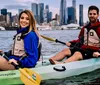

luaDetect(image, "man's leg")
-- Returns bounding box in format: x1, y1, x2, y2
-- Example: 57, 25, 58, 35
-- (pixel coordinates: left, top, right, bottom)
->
49, 48, 71, 64
63, 51, 83, 63
51, 51, 83, 64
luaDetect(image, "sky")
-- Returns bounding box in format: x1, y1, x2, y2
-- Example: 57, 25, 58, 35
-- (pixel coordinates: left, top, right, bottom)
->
0, 0, 100, 23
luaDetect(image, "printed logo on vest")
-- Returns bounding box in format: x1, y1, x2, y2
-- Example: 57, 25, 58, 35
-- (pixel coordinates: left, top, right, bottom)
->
17, 36, 21, 41
90, 32, 94, 36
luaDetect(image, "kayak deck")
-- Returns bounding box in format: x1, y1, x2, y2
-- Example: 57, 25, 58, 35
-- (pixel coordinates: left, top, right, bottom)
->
0, 57, 100, 85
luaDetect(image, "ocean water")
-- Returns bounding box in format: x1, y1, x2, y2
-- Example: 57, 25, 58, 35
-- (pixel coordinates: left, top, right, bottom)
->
0, 30, 100, 85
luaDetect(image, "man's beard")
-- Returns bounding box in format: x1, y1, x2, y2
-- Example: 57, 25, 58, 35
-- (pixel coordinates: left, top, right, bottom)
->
89, 18, 97, 23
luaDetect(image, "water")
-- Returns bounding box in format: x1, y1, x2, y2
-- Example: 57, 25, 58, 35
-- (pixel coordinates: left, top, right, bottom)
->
0, 30, 100, 85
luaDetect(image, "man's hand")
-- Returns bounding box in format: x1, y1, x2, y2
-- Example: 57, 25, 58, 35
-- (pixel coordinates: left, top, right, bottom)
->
93, 52, 100, 57
0, 50, 3, 52
66, 42, 71, 47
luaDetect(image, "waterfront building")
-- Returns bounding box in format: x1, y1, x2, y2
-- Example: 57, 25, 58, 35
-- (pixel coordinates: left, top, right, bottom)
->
60, 0, 67, 25
0, 15, 6, 26
79, 4, 84, 26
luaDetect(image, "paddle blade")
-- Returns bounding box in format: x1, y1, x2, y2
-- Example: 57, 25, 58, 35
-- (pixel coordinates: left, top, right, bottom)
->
41, 35, 56, 42
20, 68, 41, 85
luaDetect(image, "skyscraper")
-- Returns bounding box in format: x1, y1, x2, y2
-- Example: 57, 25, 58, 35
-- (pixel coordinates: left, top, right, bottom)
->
1, 8, 7, 22
60, 0, 67, 25
79, 4, 84, 26
45, 5, 50, 23
72, 0, 77, 23
49, 12, 52, 21
18, 9, 23, 14
72, 0, 76, 8
31, 3, 38, 23
67, 7, 76, 24
1, 8, 7, 15
39, 3, 44, 23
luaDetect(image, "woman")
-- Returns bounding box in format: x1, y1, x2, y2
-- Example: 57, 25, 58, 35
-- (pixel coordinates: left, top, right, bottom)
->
0, 10, 40, 70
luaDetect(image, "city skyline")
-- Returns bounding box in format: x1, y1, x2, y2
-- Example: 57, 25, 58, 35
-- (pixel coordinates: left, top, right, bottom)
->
0, 0, 100, 23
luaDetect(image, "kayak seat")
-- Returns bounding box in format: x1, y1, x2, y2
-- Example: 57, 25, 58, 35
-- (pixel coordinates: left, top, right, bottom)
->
38, 42, 42, 60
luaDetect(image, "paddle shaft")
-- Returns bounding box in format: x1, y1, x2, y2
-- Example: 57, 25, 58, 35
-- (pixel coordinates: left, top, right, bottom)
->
56, 39, 66, 45
41, 35, 66, 45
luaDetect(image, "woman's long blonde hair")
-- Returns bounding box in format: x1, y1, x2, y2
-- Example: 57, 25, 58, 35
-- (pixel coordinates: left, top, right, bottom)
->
19, 10, 40, 37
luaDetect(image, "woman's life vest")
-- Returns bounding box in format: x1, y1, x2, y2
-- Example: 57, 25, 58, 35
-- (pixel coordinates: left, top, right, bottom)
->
11, 33, 27, 57
11, 33, 42, 60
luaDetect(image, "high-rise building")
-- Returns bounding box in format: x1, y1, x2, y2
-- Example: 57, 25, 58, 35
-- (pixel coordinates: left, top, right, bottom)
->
49, 12, 52, 21
72, 0, 77, 23
72, 0, 76, 8
38, 3, 44, 23
79, 4, 84, 26
1, 8, 7, 22
43, 5, 51, 23
44, 9, 48, 23
45, 5, 50, 23
18, 9, 23, 14
7, 12, 12, 26
1, 8, 7, 15
60, 0, 67, 25
67, 7, 76, 24
31, 3, 38, 23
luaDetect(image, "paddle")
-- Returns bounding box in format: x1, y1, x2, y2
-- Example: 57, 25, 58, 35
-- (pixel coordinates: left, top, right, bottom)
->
0, 52, 41, 85
41, 35, 66, 45
41, 35, 93, 55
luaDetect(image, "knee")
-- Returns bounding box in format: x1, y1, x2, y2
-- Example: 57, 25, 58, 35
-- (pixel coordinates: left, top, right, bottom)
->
62, 48, 69, 52
61, 48, 71, 55
74, 52, 83, 59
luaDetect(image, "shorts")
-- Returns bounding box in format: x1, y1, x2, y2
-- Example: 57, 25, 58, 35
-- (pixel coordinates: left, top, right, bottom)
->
70, 47, 95, 59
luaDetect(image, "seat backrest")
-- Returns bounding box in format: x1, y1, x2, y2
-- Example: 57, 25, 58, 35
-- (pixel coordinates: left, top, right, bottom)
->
38, 42, 42, 60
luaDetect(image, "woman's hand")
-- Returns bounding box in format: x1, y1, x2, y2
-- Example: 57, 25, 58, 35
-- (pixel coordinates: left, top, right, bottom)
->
8, 59, 19, 65
66, 42, 71, 47
93, 52, 100, 57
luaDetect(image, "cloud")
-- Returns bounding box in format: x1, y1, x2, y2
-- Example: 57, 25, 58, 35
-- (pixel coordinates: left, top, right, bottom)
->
16, 0, 40, 3
5, 5, 29, 10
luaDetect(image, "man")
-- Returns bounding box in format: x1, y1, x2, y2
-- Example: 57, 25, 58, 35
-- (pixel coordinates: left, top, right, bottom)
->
49, 5, 100, 64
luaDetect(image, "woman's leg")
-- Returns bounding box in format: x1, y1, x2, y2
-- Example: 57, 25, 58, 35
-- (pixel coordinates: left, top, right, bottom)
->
0, 57, 15, 70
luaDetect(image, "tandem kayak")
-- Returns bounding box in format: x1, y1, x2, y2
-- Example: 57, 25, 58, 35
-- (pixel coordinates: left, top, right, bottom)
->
0, 55, 100, 85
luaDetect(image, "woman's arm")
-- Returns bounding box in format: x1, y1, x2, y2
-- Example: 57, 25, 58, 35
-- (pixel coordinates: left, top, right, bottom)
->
19, 32, 39, 68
